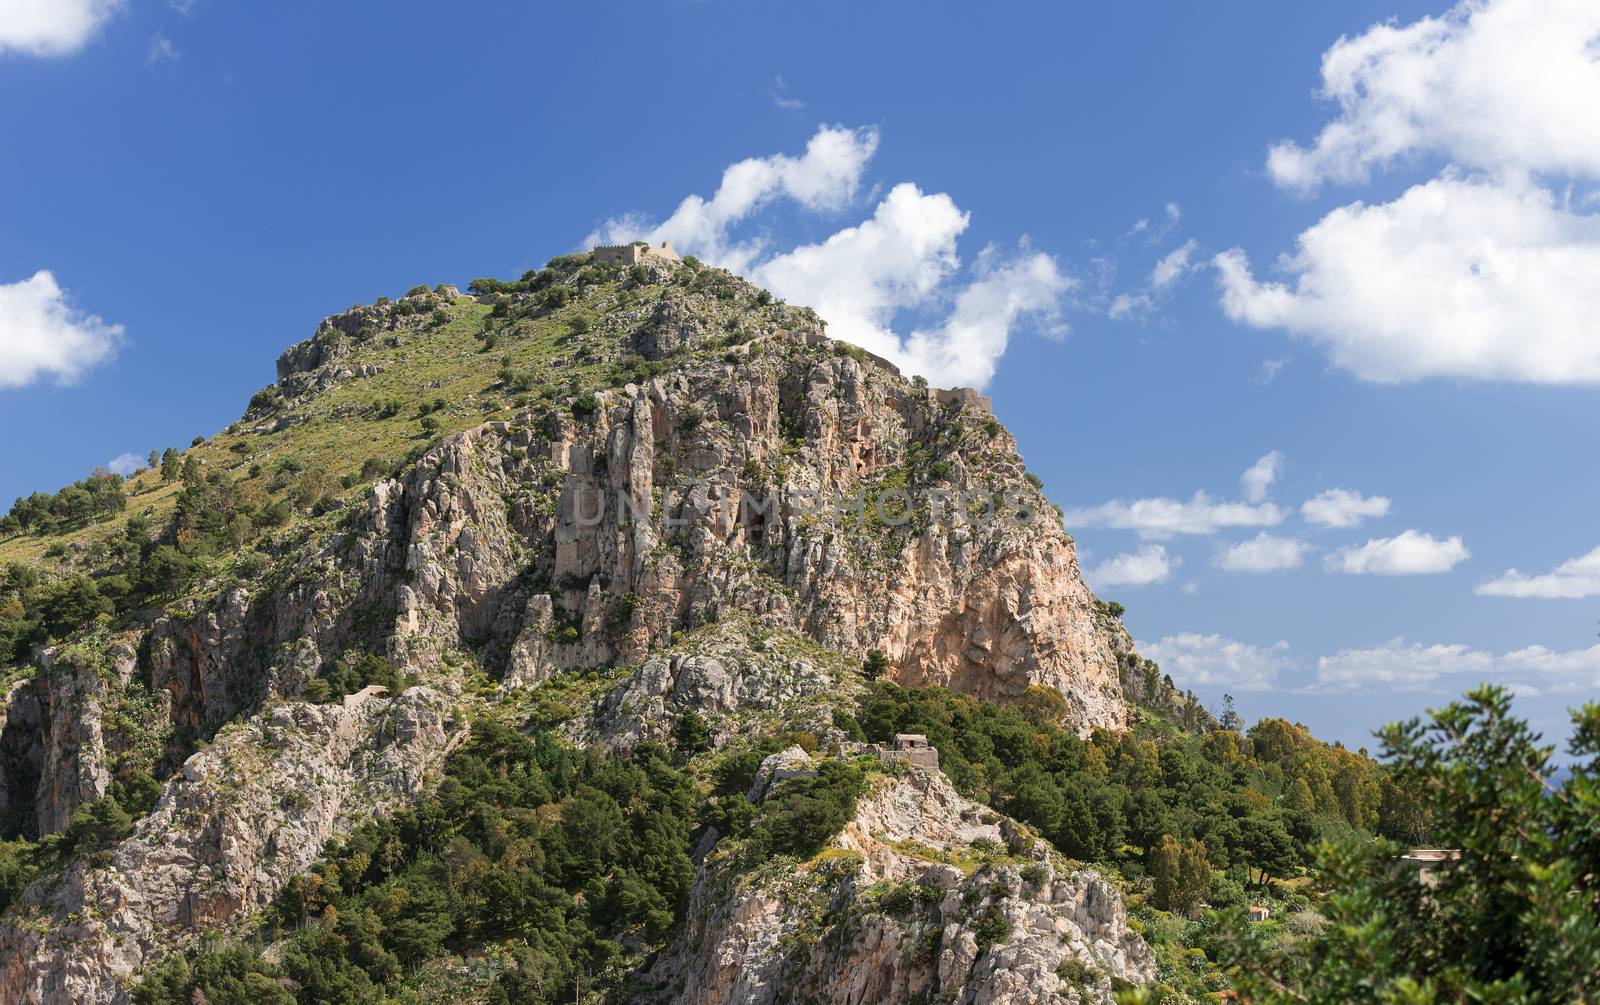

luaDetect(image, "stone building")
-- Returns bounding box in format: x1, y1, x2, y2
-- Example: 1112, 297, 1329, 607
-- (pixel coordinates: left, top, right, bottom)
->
885, 733, 940, 771
592, 240, 682, 268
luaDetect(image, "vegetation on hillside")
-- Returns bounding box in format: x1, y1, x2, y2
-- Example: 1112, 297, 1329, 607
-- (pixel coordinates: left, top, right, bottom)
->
1202, 685, 1600, 1005
132, 713, 871, 1005
5, 249, 1589, 1004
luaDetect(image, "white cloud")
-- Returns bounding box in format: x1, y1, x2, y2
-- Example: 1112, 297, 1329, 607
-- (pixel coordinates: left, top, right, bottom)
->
0, 270, 123, 388
1065, 491, 1283, 539
1150, 239, 1199, 289
1129, 201, 1182, 239
1140, 633, 1292, 692
106, 452, 142, 476
1477, 545, 1600, 598
1217, 533, 1310, 573
1253, 357, 1289, 385
1267, 0, 1600, 192
1315, 637, 1600, 694
1325, 529, 1469, 575
594, 127, 1071, 389
145, 31, 178, 64
1301, 488, 1392, 528
1215, 174, 1600, 385
0, 0, 122, 56
877, 240, 1070, 389
1106, 229, 1197, 323
589, 124, 879, 274
1240, 450, 1283, 503
1107, 292, 1152, 320
1087, 545, 1177, 588
768, 75, 806, 111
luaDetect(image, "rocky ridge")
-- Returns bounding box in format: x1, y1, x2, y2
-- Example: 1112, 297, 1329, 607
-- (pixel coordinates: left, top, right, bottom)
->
0, 253, 1148, 1004
651, 763, 1155, 1005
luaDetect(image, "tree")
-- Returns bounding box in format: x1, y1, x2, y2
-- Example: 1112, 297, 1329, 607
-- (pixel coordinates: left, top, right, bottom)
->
1237, 811, 1297, 886
1149, 834, 1181, 910
1216, 685, 1600, 1004
1177, 836, 1211, 912
1149, 834, 1211, 914
671, 710, 711, 759
1218, 693, 1243, 732
38, 575, 112, 637
862, 649, 889, 681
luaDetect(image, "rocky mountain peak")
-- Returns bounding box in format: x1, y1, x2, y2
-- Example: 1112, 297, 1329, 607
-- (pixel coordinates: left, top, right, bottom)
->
0, 249, 1146, 1005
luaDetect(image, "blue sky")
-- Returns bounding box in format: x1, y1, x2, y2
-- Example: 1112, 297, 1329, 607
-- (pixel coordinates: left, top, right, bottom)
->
3, 0, 1598, 751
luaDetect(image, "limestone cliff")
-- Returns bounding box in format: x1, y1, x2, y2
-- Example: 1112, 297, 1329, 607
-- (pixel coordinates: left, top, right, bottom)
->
0, 252, 1145, 1004
649, 765, 1155, 1005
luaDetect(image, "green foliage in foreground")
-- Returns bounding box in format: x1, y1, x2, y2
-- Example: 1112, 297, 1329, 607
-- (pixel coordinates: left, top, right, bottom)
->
1203, 685, 1600, 1005
135, 720, 698, 1005
132, 715, 871, 1005
858, 683, 1394, 883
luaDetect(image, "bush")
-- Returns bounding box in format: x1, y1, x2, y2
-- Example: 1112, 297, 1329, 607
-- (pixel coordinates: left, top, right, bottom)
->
747, 760, 866, 859
863, 649, 889, 681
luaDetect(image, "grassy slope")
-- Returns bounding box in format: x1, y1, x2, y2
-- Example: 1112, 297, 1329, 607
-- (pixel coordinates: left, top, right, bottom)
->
0, 273, 671, 576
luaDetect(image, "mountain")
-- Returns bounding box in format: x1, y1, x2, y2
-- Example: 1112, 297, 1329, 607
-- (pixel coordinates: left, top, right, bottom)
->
0, 250, 1222, 1004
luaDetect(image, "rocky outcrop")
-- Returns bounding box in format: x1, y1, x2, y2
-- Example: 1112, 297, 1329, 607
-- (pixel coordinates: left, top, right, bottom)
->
0, 258, 1145, 1003
583, 621, 855, 752
0, 643, 144, 838
0, 686, 460, 1005
274, 286, 456, 396
366, 327, 1128, 733
650, 768, 1155, 1005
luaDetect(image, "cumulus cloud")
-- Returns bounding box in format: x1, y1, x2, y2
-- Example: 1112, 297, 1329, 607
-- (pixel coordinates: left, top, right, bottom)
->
1301, 488, 1392, 528
1266, 0, 1600, 192
1066, 492, 1283, 539
1477, 546, 1600, 598
1140, 633, 1292, 691
106, 452, 142, 476
1087, 545, 1177, 588
1240, 451, 1283, 503
1215, 174, 1600, 385
589, 124, 879, 275
1067, 455, 1290, 538
1106, 292, 1152, 321
0, 0, 122, 56
1324, 529, 1469, 575
1150, 239, 1199, 289
0, 270, 123, 388
755, 191, 1071, 387
1315, 637, 1600, 694
596, 126, 1072, 389
1223, 2, 1600, 386
1216, 533, 1310, 573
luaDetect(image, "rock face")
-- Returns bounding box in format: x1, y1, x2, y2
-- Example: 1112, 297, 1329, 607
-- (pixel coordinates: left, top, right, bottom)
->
649, 768, 1155, 1005
583, 620, 856, 752
0, 643, 143, 838
369, 327, 1129, 734
0, 686, 459, 1005
0, 258, 1145, 1004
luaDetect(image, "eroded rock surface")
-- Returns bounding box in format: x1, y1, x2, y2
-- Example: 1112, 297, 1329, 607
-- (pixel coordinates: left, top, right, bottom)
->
0, 686, 458, 1005
651, 768, 1155, 1005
